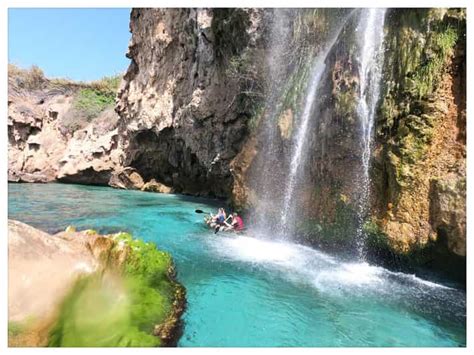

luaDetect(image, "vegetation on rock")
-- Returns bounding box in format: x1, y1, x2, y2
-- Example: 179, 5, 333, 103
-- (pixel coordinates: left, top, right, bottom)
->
47, 232, 183, 347
8, 64, 121, 133
370, 8, 466, 275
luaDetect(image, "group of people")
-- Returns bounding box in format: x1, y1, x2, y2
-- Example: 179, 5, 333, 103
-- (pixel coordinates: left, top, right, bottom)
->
205, 208, 245, 233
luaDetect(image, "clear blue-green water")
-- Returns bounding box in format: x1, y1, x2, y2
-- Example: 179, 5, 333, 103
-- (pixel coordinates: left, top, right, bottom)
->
8, 183, 466, 347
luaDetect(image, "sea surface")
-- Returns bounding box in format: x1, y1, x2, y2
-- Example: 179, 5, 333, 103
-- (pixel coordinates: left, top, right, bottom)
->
8, 183, 466, 347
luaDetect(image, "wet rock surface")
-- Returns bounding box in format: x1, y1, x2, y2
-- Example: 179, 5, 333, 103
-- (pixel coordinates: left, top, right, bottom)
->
141, 178, 173, 194
429, 174, 466, 257
372, 9, 466, 261
109, 166, 145, 190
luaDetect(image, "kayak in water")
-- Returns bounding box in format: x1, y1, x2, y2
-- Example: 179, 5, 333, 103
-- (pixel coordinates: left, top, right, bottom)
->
197, 209, 245, 234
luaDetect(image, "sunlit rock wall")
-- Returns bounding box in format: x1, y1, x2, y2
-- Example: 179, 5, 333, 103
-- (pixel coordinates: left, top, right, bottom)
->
371, 9, 466, 271
116, 8, 265, 197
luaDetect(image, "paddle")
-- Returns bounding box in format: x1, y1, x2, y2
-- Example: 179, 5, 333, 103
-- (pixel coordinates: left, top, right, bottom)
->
196, 209, 216, 232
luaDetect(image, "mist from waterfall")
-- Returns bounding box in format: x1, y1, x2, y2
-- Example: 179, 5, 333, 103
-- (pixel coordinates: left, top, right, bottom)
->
279, 11, 357, 235
249, 9, 358, 239
279, 19, 350, 232
252, 9, 296, 234
354, 9, 387, 258
249, 9, 385, 254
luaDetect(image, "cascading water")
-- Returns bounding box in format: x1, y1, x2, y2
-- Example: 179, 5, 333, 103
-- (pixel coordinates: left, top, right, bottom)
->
279, 11, 356, 235
279, 58, 325, 231
353, 9, 387, 258
249, 9, 361, 239
251, 9, 295, 234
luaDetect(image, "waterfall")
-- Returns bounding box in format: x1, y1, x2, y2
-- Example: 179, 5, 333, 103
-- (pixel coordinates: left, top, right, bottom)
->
279, 11, 356, 235
250, 9, 386, 251
279, 55, 327, 231
354, 8, 386, 258
251, 9, 295, 234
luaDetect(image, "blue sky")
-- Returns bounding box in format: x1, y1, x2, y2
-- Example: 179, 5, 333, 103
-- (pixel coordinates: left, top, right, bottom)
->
9, 8, 132, 81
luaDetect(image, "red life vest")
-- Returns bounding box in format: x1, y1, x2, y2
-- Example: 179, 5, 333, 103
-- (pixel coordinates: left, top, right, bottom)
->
234, 216, 244, 231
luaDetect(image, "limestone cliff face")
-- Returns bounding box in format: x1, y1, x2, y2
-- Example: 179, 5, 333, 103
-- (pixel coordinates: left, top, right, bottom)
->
8, 72, 123, 185
223, 8, 466, 280
116, 8, 264, 197
240, 9, 465, 267
371, 9, 466, 265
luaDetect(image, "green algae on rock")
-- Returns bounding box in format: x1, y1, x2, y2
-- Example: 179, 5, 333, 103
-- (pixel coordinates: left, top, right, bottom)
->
47, 231, 185, 347
8, 219, 185, 347
370, 8, 466, 279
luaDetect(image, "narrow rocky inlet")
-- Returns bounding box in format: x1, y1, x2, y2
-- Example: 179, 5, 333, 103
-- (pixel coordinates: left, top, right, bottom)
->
7, 7, 467, 348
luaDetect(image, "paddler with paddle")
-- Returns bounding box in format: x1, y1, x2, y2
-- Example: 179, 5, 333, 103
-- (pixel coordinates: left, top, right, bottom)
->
196, 208, 242, 234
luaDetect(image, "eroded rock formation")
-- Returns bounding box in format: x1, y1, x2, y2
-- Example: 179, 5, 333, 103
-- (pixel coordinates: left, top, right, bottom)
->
370, 9, 466, 274
8, 78, 122, 185
7, 8, 466, 280
116, 8, 265, 197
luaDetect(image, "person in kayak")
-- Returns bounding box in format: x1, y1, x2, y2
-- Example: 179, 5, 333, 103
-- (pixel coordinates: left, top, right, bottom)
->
224, 212, 245, 232
206, 208, 228, 229
216, 208, 227, 225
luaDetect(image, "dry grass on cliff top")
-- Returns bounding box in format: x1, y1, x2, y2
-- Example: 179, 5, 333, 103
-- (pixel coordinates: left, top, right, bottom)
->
8, 63, 122, 96
9, 64, 122, 132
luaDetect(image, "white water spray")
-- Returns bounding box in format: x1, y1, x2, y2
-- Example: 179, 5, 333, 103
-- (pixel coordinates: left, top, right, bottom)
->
354, 9, 386, 257
280, 12, 356, 231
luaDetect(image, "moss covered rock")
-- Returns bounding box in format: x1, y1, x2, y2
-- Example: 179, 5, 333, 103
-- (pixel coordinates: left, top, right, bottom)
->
371, 8, 466, 275
8, 221, 185, 347
47, 231, 185, 347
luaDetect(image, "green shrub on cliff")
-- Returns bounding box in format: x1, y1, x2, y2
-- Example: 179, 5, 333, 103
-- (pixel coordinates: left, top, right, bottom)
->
48, 232, 175, 347
411, 25, 458, 98
88, 74, 122, 96
280, 59, 311, 116
8, 64, 121, 133
73, 88, 116, 120
376, 8, 465, 194
61, 76, 120, 132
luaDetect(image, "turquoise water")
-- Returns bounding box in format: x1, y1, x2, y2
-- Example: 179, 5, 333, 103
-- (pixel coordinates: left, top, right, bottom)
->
8, 183, 466, 347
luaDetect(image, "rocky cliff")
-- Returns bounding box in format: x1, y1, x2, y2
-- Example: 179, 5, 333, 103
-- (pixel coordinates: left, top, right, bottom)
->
8, 66, 123, 185
370, 9, 466, 278
221, 8, 465, 279
116, 8, 265, 197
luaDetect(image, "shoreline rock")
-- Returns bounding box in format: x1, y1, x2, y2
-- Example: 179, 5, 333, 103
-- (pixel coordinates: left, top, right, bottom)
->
153, 264, 186, 346
141, 178, 173, 194
8, 220, 186, 347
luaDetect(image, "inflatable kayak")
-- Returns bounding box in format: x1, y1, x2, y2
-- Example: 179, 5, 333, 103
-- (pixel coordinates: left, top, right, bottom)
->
204, 217, 245, 234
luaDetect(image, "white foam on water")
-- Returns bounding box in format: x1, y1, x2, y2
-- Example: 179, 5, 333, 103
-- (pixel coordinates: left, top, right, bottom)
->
207, 234, 454, 296
215, 235, 301, 264
388, 270, 454, 290
316, 262, 384, 286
